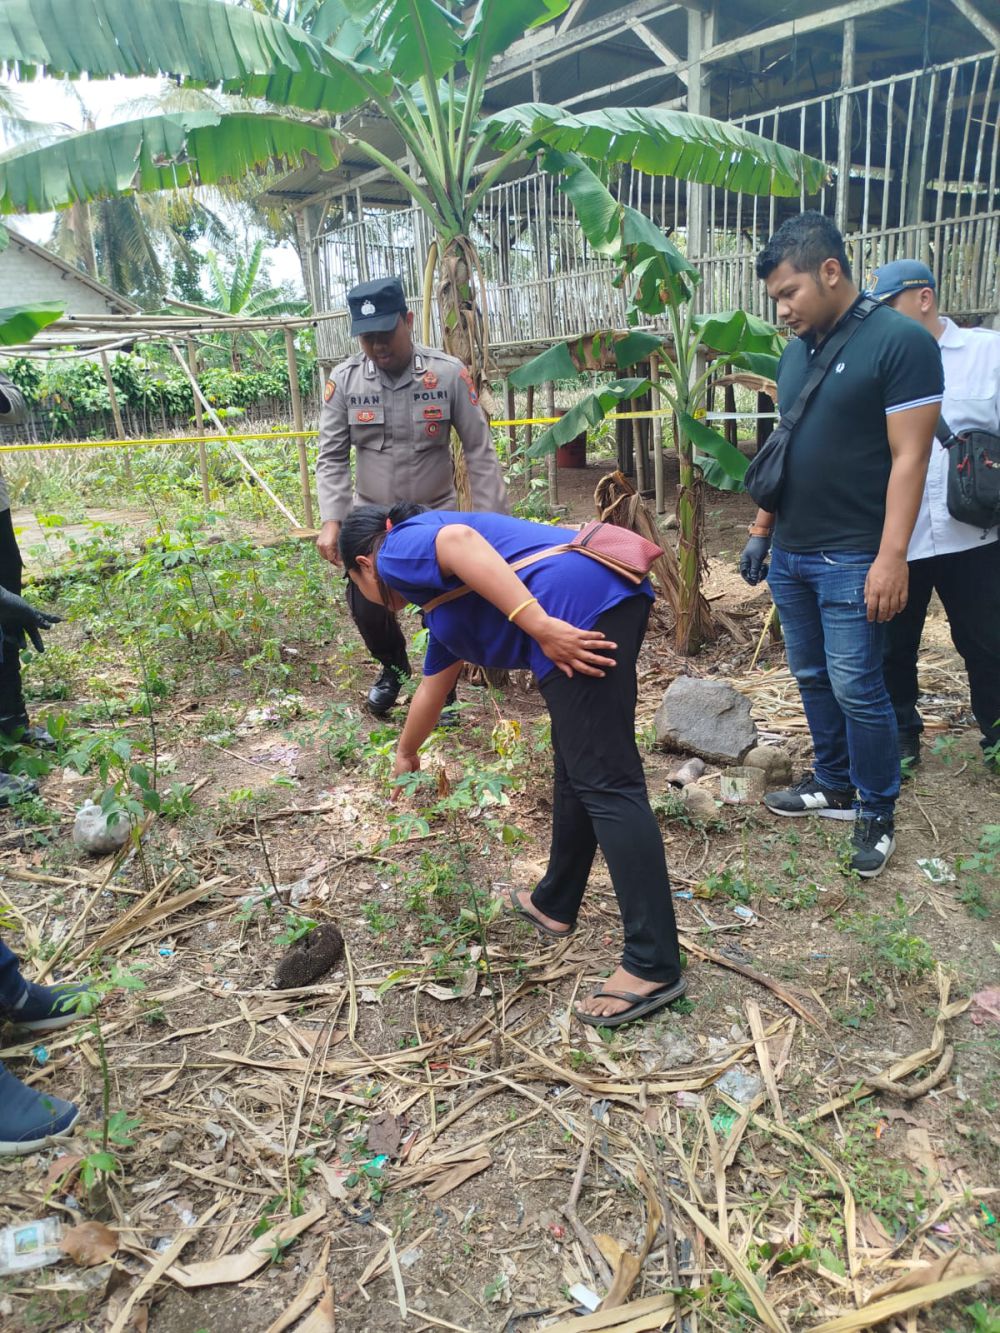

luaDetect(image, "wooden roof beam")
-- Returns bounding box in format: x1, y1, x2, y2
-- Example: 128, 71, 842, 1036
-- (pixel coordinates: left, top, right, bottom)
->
634, 20, 688, 84
947, 0, 1000, 48
702, 0, 903, 67
492, 1, 681, 83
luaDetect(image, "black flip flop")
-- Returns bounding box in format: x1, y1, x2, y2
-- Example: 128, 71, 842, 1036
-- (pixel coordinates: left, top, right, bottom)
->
507, 884, 575, 939
574, 978, 687, 1028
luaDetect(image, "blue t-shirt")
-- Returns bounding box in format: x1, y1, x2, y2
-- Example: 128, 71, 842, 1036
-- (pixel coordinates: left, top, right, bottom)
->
376, 511, 653, 681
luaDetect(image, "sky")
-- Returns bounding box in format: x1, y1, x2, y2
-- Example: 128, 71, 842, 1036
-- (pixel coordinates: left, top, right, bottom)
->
1, 75, 306, 293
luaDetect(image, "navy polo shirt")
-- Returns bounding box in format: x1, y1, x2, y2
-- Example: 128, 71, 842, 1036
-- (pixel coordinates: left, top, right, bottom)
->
773, 299, 944, 552
376, 511, 653, 682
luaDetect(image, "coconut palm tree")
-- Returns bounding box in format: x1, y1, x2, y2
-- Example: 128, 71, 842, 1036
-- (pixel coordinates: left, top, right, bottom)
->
0, 0, 825, 377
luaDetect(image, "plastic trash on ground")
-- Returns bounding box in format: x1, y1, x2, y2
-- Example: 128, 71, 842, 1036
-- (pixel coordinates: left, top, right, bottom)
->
0, 1218, 63, 1275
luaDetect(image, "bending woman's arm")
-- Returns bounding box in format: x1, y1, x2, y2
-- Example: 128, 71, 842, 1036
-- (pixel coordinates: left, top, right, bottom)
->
393, 660, 464, 786
434, 524, 618, 679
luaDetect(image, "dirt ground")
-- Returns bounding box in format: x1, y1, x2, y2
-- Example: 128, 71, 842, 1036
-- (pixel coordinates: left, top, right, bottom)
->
1, 458, 998, 1333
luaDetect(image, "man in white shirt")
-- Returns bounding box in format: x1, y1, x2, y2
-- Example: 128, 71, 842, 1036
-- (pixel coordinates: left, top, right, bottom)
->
870, 260, 1000, 773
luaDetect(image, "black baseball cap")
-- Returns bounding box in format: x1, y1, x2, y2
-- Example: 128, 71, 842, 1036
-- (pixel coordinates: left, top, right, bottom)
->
348, 276, 408, 335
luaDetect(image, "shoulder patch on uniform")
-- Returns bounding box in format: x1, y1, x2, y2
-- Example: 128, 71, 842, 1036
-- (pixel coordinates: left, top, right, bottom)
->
422, 370, 438, 390
324, 379, 335, 402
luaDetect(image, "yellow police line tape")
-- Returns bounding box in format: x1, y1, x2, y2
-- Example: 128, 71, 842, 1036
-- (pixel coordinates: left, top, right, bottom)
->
0, 410, 681, 454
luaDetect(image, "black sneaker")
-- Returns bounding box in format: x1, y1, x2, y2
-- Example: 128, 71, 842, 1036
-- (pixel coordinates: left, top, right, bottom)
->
898, 733, 920, 781
438, 687, 460, 730
848, 815, 896, 878
0, 772, 39, 809
367, 666, 409, 716
764, 772, 856, 820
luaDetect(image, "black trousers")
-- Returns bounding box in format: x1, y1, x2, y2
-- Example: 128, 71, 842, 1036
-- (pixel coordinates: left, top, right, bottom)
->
883, 540, 1000, 753
345, 576, 410, 676
534, 596, 681, 983
0, 507, 28, 730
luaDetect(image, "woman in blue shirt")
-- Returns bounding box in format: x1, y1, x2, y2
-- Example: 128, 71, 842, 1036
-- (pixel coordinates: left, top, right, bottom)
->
339, 503, 684, 1028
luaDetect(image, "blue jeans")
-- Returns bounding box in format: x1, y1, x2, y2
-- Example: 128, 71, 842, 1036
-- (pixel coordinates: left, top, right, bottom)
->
767, 545, 900, 818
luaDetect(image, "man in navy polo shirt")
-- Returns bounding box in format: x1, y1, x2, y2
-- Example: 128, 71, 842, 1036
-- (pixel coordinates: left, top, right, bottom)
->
739, 213, 943, 877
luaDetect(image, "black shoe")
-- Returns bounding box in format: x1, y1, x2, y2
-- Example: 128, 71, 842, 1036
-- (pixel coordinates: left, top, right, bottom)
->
438, 688, 460, 729
367, 666, 409, 717
898, 733, 920, 781
0, 715, 56, 751
848, 815, 896, 878
764, 772, 856, 820
0, 772, 39, 809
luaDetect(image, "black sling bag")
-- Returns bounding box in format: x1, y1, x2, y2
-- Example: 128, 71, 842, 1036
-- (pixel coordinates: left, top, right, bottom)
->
935, 415, 1000, 532
744, 295, 881, 512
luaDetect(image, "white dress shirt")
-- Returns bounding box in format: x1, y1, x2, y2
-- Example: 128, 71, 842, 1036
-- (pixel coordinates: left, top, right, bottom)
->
907, 316, 1000, 561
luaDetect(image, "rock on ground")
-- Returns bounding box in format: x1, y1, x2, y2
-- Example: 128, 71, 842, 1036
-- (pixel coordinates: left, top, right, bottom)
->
655, 676, 758, 765
743, 745, 793, 785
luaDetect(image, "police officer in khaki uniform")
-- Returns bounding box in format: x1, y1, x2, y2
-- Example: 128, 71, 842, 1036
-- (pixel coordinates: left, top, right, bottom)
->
316, 277, 508, 714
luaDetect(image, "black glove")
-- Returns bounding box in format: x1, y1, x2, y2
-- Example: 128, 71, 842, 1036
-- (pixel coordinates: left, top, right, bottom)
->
0, 585, 62, 652
739, 534, 772, 586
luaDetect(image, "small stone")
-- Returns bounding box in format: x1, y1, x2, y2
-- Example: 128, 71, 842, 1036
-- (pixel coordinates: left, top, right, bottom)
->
160, 1130, 183, 1153
681, 784, 717, 820
743, 746, 793, 785
655, 677, 757, 764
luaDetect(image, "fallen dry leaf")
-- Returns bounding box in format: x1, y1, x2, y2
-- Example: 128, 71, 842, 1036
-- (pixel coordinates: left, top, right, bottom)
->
367, 1111, 404, 1158
60, 1220, 119, 1267
166, 1205, 324, 1288
970, 987, 1000, 1026
45, 1153, 83, 1190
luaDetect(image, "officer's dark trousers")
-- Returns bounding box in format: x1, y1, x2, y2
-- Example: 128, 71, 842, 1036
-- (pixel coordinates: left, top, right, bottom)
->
532, 596, 681, 984
0, 507, 28, 733
345, 577, 410, 676
883, 540, 1000, 754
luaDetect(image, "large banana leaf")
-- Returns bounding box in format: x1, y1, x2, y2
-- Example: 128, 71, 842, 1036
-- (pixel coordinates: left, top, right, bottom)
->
510, 330, 664, 389
693, 311, 783, 357
0, 113, 341, 213
484, 104, 828, 197
464, 0, 570, 69
731, 350, 783, 381
0, 302, 63, 345
368, 0, 463, 84
0, 0, 388, 113
676, 410, 748, 492
528, 378, 650, 457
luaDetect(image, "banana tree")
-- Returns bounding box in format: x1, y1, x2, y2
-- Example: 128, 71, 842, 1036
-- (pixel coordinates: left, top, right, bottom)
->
0, 0, 824, 387
512, 157, 784, 655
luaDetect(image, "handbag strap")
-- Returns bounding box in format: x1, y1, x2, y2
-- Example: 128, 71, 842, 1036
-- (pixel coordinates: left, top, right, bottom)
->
777, 294, 881, 433
935, 415, 961, 448
421, 543, 572, 613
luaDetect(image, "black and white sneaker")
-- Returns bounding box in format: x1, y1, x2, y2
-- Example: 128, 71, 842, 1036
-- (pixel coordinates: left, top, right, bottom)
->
848, 815, 895, 878
764, 772, 856, 820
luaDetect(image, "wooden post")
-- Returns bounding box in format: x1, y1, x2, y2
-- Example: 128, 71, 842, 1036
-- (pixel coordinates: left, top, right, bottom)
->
835, 19, 856, 234
284, 326, 314, 529
505, 378, 517, 495
100, 351, 132, 488
544, 380, 558, 507
186, 339, 210, 504
524, 384, 535, 489
650, 357, 665, 515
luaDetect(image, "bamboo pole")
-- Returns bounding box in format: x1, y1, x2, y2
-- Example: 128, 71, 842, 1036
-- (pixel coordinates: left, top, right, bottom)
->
99, 351, 132, 488
544, 381, 558, 507
186, 339, 210, 504
524, 384, 535, 490
284, 327, 313, 528
650, 357, 665, 515
168, 343, 301, 529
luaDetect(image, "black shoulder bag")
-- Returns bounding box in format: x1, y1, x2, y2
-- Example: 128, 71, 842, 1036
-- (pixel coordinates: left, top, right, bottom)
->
935, 415, 1000, 532
744, 295, 881, 512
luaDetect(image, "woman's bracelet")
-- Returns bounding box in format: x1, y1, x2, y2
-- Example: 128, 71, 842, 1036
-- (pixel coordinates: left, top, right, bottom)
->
508, 597, 539, 623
